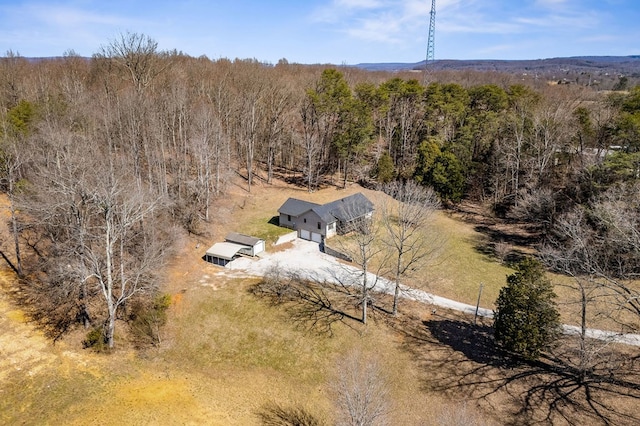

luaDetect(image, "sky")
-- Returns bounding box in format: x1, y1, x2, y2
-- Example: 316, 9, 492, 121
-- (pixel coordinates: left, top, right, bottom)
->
0, 0, 638, 64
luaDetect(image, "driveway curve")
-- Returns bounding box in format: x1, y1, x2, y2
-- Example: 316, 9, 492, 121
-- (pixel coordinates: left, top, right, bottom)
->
228, 239, 640, 347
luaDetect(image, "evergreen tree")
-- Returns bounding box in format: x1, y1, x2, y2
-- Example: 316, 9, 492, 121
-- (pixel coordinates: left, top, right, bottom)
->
493, 258, 561, 360
373, 151, 395, 183
429, 152, 465, 202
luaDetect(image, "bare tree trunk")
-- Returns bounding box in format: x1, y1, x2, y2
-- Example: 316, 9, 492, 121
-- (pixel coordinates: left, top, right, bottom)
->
393, 264, 401, 316
381, 181, 441, 316
9, 193, 22, 277
102, 206, 116, 348
361, 259, 368, 325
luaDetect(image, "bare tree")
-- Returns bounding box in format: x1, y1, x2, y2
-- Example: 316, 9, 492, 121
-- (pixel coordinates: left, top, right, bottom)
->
259, 72, 293, 184
233, 61, 266, 193
87, 177, 166, 348
300, 96, 323, 192
0, 103, 32, 276
96, 32, 169, 93
24, 121, 170, 348
258, 401, 326, 426
543, 186, 640, 377
380, 181, 441, 315
494, 85, 540, 207
546, 188, 640, 327
0, 50, 27, 107
525, 94, 572, 188
332, 349, 390, 426
436, 402, 491, 426
335, 209, 384, 325
379, 78, 425, 176
252, 264, 363, 335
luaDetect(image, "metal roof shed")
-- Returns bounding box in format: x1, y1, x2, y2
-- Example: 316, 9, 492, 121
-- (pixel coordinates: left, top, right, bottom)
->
204, 242, 247, 266
225, 232, 265, 257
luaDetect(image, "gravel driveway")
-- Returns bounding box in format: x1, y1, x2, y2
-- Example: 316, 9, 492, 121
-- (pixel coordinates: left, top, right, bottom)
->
228, 239, 640, 347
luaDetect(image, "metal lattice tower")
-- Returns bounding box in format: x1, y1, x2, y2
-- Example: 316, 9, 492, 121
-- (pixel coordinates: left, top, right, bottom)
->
425, 0, 436, 68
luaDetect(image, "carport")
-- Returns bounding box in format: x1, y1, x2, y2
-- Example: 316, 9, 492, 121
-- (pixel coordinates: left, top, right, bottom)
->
204, 242, 247, 266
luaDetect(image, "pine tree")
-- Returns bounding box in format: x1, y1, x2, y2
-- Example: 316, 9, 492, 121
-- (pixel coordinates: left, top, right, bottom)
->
493, 258, 561, 360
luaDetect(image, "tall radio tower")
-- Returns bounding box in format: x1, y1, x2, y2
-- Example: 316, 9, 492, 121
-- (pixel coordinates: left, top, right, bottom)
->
425, 0, 436, 77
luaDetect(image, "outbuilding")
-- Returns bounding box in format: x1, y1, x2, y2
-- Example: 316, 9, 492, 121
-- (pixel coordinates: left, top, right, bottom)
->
204, 242, 247, 266
224, 232, 265, 257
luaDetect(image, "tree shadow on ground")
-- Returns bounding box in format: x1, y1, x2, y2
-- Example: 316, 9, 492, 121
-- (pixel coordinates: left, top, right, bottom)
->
450, 202, 541, 264
469, 235, 530, 267
256, 401, 326, 426
249, 268, 366, 336
394, 314, 640, 426
473, 224, 540, 248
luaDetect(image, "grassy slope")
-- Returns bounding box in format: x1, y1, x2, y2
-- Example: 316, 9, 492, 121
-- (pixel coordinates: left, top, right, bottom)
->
9, 178, 631, 425
415, 211, 513, 309
1, 281, 444, 425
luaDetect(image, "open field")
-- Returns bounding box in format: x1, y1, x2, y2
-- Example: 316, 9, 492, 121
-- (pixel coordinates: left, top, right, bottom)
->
204, 178, 516, 313
0, 179, 638, 425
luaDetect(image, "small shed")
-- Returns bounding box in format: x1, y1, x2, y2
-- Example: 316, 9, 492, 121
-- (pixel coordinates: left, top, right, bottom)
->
204, 242, 247, 266
225, 232, 265, 257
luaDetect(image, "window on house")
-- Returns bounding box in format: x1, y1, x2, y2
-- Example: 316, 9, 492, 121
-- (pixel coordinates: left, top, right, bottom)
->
304, 218, 307, 223
317, 222, 321, 230
288, 215, 291, 222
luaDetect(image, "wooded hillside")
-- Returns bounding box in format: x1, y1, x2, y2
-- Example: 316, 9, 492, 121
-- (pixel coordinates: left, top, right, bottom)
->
1, 33, 639, 348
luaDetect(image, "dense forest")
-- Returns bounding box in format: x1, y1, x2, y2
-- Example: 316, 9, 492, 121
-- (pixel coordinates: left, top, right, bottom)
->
1, 33, 639, 348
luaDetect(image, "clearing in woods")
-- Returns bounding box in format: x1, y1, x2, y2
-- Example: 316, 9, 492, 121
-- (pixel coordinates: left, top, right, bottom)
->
1, 178, 638, 425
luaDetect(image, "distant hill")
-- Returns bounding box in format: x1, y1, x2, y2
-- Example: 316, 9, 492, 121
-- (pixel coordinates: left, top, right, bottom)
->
355, 56, 640, 76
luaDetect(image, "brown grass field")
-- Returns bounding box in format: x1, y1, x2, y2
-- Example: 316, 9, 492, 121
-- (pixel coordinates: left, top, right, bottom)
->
0, 176, 638, 425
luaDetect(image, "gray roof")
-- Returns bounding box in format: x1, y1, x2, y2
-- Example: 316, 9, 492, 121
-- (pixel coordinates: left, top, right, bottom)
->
316, 192, 374, 223
225, 232, 263, 247
278, 193, 374, 224
205, 242, 247, 260
278, 198, 320, 216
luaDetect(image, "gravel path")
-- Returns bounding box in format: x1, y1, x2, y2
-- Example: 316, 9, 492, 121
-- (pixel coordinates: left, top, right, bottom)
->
228, 239, 640, 347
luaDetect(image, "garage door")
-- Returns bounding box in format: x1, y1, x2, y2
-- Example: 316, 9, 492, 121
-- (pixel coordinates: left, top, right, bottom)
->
311, 232, 323, 243
300, 229, 311, 240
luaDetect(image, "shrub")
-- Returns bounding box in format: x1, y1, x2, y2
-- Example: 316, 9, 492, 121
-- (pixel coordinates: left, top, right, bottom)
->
128, 293, 172, 348
83, 326, 107, 352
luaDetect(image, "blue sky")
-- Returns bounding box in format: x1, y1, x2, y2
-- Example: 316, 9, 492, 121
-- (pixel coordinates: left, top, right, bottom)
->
0, 0, 638, 64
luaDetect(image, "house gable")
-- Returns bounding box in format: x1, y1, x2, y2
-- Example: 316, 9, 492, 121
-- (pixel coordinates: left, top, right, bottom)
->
297, 209, 334, 236
278, 198, 319, 217
278, 198, 320, 230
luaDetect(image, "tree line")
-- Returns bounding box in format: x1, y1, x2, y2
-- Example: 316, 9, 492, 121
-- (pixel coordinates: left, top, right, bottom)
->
1, 33, 639, 348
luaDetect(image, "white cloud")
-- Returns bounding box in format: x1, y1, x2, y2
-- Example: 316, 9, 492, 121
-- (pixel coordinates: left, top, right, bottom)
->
535, 0, 570, 8
16, 2, 142, 28
442, 20, 523, 35
515, 12, 598, 30
0, 2, 150, 56
312, 0, 431, 44
335, 0, 385, 9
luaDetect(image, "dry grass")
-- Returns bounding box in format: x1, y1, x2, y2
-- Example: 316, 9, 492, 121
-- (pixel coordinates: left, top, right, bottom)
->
0, 179, 638, 425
